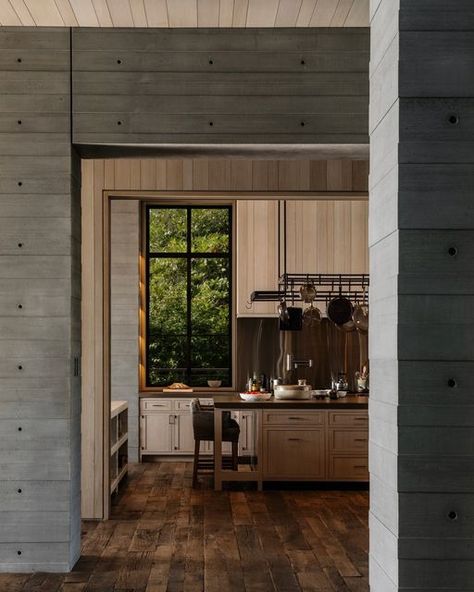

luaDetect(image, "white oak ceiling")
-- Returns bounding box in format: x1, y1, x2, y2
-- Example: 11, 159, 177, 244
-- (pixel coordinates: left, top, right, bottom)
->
0, 0, 369, 27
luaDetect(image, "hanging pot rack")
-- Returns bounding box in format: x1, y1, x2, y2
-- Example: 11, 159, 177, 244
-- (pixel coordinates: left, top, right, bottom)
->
250, 200, 369, 304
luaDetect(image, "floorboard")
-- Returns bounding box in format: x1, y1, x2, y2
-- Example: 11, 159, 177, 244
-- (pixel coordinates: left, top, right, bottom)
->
0, 462, 369, 592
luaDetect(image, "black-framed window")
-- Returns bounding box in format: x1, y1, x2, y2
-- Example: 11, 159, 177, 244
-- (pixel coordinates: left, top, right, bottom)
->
145, 205, 232, 388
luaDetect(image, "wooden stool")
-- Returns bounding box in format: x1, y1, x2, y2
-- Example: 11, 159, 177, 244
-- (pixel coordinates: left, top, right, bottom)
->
191, 399, 240, 488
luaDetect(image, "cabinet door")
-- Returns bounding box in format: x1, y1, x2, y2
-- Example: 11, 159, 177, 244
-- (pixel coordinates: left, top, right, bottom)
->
263, 428, 325, 479
174, 413, 195, 454
236, 201, 279, 316
141, 414, 172, 453
239, 411, 255, 456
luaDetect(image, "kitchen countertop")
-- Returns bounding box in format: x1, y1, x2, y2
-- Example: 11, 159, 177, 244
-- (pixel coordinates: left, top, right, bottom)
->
139, 391, 239, 398
213, 394, 368, 409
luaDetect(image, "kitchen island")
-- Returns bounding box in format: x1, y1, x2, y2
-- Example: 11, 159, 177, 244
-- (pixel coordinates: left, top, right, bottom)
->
213, 394, 368, 491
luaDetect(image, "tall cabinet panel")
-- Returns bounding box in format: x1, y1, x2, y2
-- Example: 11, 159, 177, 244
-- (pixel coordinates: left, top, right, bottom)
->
236, 201, 279, 317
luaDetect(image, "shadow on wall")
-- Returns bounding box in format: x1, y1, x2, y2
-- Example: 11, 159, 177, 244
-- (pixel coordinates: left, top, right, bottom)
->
236, 317, 368, 392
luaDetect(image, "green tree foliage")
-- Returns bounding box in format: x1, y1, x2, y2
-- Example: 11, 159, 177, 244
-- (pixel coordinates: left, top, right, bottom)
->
147, 207, 231, 387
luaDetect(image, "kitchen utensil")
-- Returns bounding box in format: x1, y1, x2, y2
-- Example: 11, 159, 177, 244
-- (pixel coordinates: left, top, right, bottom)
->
303, 301, 322, 326
300, 282, 316, 303
279, 306, 303, 331
327, 289, 353, 326
311, 389, 331, 399
239, 391, 272, 402
273, 384, 312, 400
278, 298, 290, 323
352, 288, 369, 331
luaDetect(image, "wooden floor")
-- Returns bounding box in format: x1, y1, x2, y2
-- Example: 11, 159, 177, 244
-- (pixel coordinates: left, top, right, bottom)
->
1, 462, 369, 592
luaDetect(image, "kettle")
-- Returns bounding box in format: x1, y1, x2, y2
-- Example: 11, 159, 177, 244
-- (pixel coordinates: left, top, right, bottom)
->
332, 373, 348, 392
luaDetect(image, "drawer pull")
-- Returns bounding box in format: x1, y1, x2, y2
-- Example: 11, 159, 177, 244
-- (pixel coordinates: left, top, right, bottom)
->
354, 438, 367, 442
287, 438, 301, 441
152, 404, 166, 407
354, 465, 367, 469
288, 417, 304, 420
354, 417, 367, 421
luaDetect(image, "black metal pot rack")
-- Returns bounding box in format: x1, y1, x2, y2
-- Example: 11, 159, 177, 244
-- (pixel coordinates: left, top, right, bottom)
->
251, 273, 369, 303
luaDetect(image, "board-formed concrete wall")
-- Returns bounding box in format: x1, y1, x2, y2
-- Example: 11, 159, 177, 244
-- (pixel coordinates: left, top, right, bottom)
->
0, 27, 81, 572
369, 1, 474, 589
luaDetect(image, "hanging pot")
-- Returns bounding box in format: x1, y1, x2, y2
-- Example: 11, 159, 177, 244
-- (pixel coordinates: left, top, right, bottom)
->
327, 290, 353, 326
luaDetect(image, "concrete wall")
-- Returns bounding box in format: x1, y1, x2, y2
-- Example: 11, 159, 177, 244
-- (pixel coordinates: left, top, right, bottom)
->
369, 1, 474, 589
0, 28, 81, 572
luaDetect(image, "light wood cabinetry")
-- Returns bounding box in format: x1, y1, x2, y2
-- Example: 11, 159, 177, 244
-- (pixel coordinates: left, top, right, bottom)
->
110, 401, 128, 494
264, 428, 326, 479
327, 411, 369, 481
236, 200, 279, 317
236, 199, 369, 317
140, 398, 239, 457
262, 407, 368, 482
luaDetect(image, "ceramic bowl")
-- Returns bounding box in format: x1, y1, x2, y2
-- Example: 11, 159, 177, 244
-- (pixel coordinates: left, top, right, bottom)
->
207, 380, 222, 388
239, 392, 272, 402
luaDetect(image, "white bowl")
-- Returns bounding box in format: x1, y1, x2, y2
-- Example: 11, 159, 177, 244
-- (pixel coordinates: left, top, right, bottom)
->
207, 380, 222, 388
336, 390, 348, 398
239, 392, 272, 402
312, 389, 331, 397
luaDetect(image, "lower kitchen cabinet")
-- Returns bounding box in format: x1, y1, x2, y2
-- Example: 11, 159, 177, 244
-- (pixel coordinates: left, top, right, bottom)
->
140, 398, 238, 458
261, 407, 368, 482
263, 428, 325, 479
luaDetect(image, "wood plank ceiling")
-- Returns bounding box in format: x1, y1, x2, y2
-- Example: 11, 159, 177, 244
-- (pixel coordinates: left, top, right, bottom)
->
0, 0, 369, 27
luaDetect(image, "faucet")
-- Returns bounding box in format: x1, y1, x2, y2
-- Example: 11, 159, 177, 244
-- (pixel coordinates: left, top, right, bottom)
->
286, 353, 313, 372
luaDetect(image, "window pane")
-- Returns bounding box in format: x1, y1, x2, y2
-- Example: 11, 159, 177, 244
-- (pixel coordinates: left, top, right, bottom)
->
191, 208, 230, 253
149, 208, 187, 253
191, 335, 230, 386
189, 366, 231, 388
191, 258, 230, 334
148, 336, 187, 386
148, 258, 187, 335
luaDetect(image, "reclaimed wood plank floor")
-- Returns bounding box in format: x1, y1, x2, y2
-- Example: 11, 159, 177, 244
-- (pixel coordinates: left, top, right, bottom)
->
0, 462, 368, 592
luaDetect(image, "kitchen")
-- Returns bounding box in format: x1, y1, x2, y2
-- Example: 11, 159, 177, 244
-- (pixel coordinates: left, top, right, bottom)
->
4, 1, 465, 588
78, 157, 370, 589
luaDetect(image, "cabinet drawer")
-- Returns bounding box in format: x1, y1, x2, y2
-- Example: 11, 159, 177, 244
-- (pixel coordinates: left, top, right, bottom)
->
141, 399, 173, 412
328, 456, 368, 481
175, 400, 192, 411
328, 411, 368, 427
329, 430, 368, 453
263, 411, 324, 426
264, 428, 325, 479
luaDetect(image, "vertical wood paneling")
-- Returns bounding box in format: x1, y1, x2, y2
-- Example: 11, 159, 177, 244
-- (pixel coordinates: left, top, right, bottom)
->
81, 157, 368, 517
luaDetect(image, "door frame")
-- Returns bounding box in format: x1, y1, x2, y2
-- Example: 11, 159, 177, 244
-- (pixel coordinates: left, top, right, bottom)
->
97, 187, 368, 519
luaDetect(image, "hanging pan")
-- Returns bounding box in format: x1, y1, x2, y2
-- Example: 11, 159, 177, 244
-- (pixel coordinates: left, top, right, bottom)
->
327, 287, 353, 326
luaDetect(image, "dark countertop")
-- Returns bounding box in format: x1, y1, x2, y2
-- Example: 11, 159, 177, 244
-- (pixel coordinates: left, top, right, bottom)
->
139, 391, 239, 399
213, 394, 368, 409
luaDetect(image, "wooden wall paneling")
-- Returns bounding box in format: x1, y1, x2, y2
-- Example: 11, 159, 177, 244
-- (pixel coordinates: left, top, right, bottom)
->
0, 0, 370, 27
81, 157, 369, 516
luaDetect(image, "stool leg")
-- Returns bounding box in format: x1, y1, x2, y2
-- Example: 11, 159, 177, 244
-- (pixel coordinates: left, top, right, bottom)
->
192, 439, 200, 488
232, 441, 238, 471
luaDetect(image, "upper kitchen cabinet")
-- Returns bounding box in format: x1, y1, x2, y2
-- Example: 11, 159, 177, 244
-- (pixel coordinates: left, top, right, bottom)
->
236, 198, 369, 316
237, 201, 279, 316
285, 200, 369, 274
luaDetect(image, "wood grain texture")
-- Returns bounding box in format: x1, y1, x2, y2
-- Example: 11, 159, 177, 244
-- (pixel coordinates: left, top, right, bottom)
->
0, 0, 369, 26
82, 157, 368, 517
0, 461, 369, 589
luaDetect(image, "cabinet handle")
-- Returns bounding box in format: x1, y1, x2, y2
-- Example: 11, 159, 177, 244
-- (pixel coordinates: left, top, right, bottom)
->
169, 415, 176, 424
354, 418, 367, 421
288, 438, 301, 441
152, 404, 166, 407
354, 438, 367, 442
354, 465, 366, 469
288, 417, 304, 420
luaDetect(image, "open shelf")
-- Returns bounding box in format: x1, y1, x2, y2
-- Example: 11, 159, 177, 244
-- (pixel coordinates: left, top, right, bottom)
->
110, 400, 128, 495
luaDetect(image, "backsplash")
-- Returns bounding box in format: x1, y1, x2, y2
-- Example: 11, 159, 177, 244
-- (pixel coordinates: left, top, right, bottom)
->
236, 317, 368, 392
